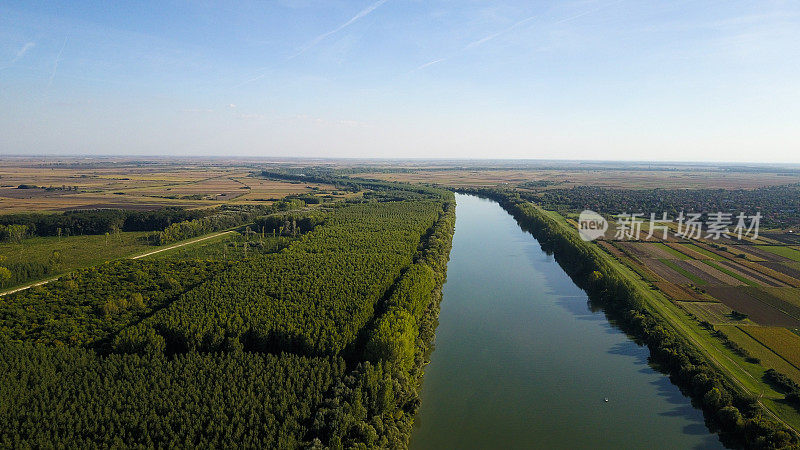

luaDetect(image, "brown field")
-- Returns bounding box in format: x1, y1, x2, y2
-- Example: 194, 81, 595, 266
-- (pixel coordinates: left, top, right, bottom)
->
742, 246, 794, 263
739, 326, 800, 370
657, 281, 712, 301
706, 286, 800, 326
644, 258, 693, 285
692, 242, 754, 262
664, 242, 710, 260
358, 166, 800, 190
678, 301, 742, 324
619, 256, 662, 283
741, 287, 800, 321
762, 262, 800, 281
737, 260, 800, 288
597, 240, 625, 258
756, 288, 800, 309
760, 232, 800, 245
723, 245, 769, 261
678, 259, 738, 285
716, 260, 786, 287
0, 159, 334, 213
615, 242, 679, 260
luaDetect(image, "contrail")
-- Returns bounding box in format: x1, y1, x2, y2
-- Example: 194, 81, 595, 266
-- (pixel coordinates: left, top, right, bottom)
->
410, 58, 445, 73
12, 42, 36, 63
552, 0, 625, 25
411, 13, 539, 73
234, 0, 389, 89
411, 0, 623, 73
47, 37, 67, 89
289, 0, 389, 59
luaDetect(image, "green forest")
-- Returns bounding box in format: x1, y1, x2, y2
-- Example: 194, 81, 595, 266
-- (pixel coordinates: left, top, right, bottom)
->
0, 182, 455, 448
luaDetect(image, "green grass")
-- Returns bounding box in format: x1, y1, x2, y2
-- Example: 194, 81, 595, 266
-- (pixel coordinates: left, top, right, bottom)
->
757, 245, 800, 263
655, 242, 689, 259
717, 325, 800, 384
685, 243, 725, 260
659, 258, 707, 285
0, 232, 154, 288
702, 260, 759, 287
758, 287, 800, 309
144, 233, 292, 260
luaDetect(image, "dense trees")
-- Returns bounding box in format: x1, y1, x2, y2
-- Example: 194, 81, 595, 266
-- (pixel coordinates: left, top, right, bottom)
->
0, 341, 345, 448
530, 184, 800, 227
0, 185, 456, 447
116, 201, 442, 356
0, 203, 286, 241
0, 259, 230, 349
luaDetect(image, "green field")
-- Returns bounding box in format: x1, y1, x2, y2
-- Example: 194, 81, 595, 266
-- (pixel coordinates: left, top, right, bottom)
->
655, 242, 689, 259
685, 243, 725, 260
659, 258, 707, 285
758, 246, 800, 263
0, 232, 154, 289
702, 260, 759, 287
717, 325, 800, 384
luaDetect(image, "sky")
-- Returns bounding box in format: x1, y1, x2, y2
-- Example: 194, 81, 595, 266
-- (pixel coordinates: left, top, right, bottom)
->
1, 0, 799, 162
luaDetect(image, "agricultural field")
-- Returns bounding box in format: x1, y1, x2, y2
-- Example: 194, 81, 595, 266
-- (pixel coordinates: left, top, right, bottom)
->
716, 325, 800, 384
600, 238, 800, 328
0, 157, 333, 213
0, 231, 153, 290
353, 163, 800, 190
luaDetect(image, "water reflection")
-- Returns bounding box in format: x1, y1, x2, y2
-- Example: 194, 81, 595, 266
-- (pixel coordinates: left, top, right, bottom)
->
411, 195, 721, 449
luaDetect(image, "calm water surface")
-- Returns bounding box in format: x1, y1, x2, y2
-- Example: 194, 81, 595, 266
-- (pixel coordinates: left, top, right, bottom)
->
410, 194, 722, 449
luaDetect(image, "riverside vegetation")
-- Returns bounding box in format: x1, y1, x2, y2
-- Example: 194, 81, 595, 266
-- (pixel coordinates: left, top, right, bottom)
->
0, 180, 455, 448
458, 187, 799, 449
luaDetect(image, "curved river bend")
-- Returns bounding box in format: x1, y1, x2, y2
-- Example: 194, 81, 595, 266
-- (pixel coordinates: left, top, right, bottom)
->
410, 194, 722, 449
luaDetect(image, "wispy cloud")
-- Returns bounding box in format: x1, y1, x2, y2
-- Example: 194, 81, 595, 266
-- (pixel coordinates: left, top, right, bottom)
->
411, 0, 624, 73
234, 0, 389, 89
410, 12, 539, 73
289, 0, 389, 59
46, 37, 68, 89
180, 108, 214, 113
551, 0, 625, 26
11, 42, 36, 63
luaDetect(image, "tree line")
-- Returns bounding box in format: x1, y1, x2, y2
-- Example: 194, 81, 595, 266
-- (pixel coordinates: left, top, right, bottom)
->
459, 187, 797, 449
529, 184, 800, 228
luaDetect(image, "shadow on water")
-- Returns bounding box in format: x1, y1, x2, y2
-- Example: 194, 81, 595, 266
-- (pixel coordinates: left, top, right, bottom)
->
522, 217, 727, 448
411, 194, 724, 449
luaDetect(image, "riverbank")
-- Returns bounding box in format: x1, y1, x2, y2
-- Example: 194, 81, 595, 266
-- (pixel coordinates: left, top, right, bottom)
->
456, 188, 798, 449
411, 194, 722, 448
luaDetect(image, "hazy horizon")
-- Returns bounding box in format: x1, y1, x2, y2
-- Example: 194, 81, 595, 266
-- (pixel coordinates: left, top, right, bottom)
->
2, 1, 799, 163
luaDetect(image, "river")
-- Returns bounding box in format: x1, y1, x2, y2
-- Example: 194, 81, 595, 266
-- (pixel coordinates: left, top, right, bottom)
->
410, 194, 722, 449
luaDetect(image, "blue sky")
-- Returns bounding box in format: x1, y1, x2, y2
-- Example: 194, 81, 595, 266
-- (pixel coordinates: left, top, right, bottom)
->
1, 1, 798, 162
